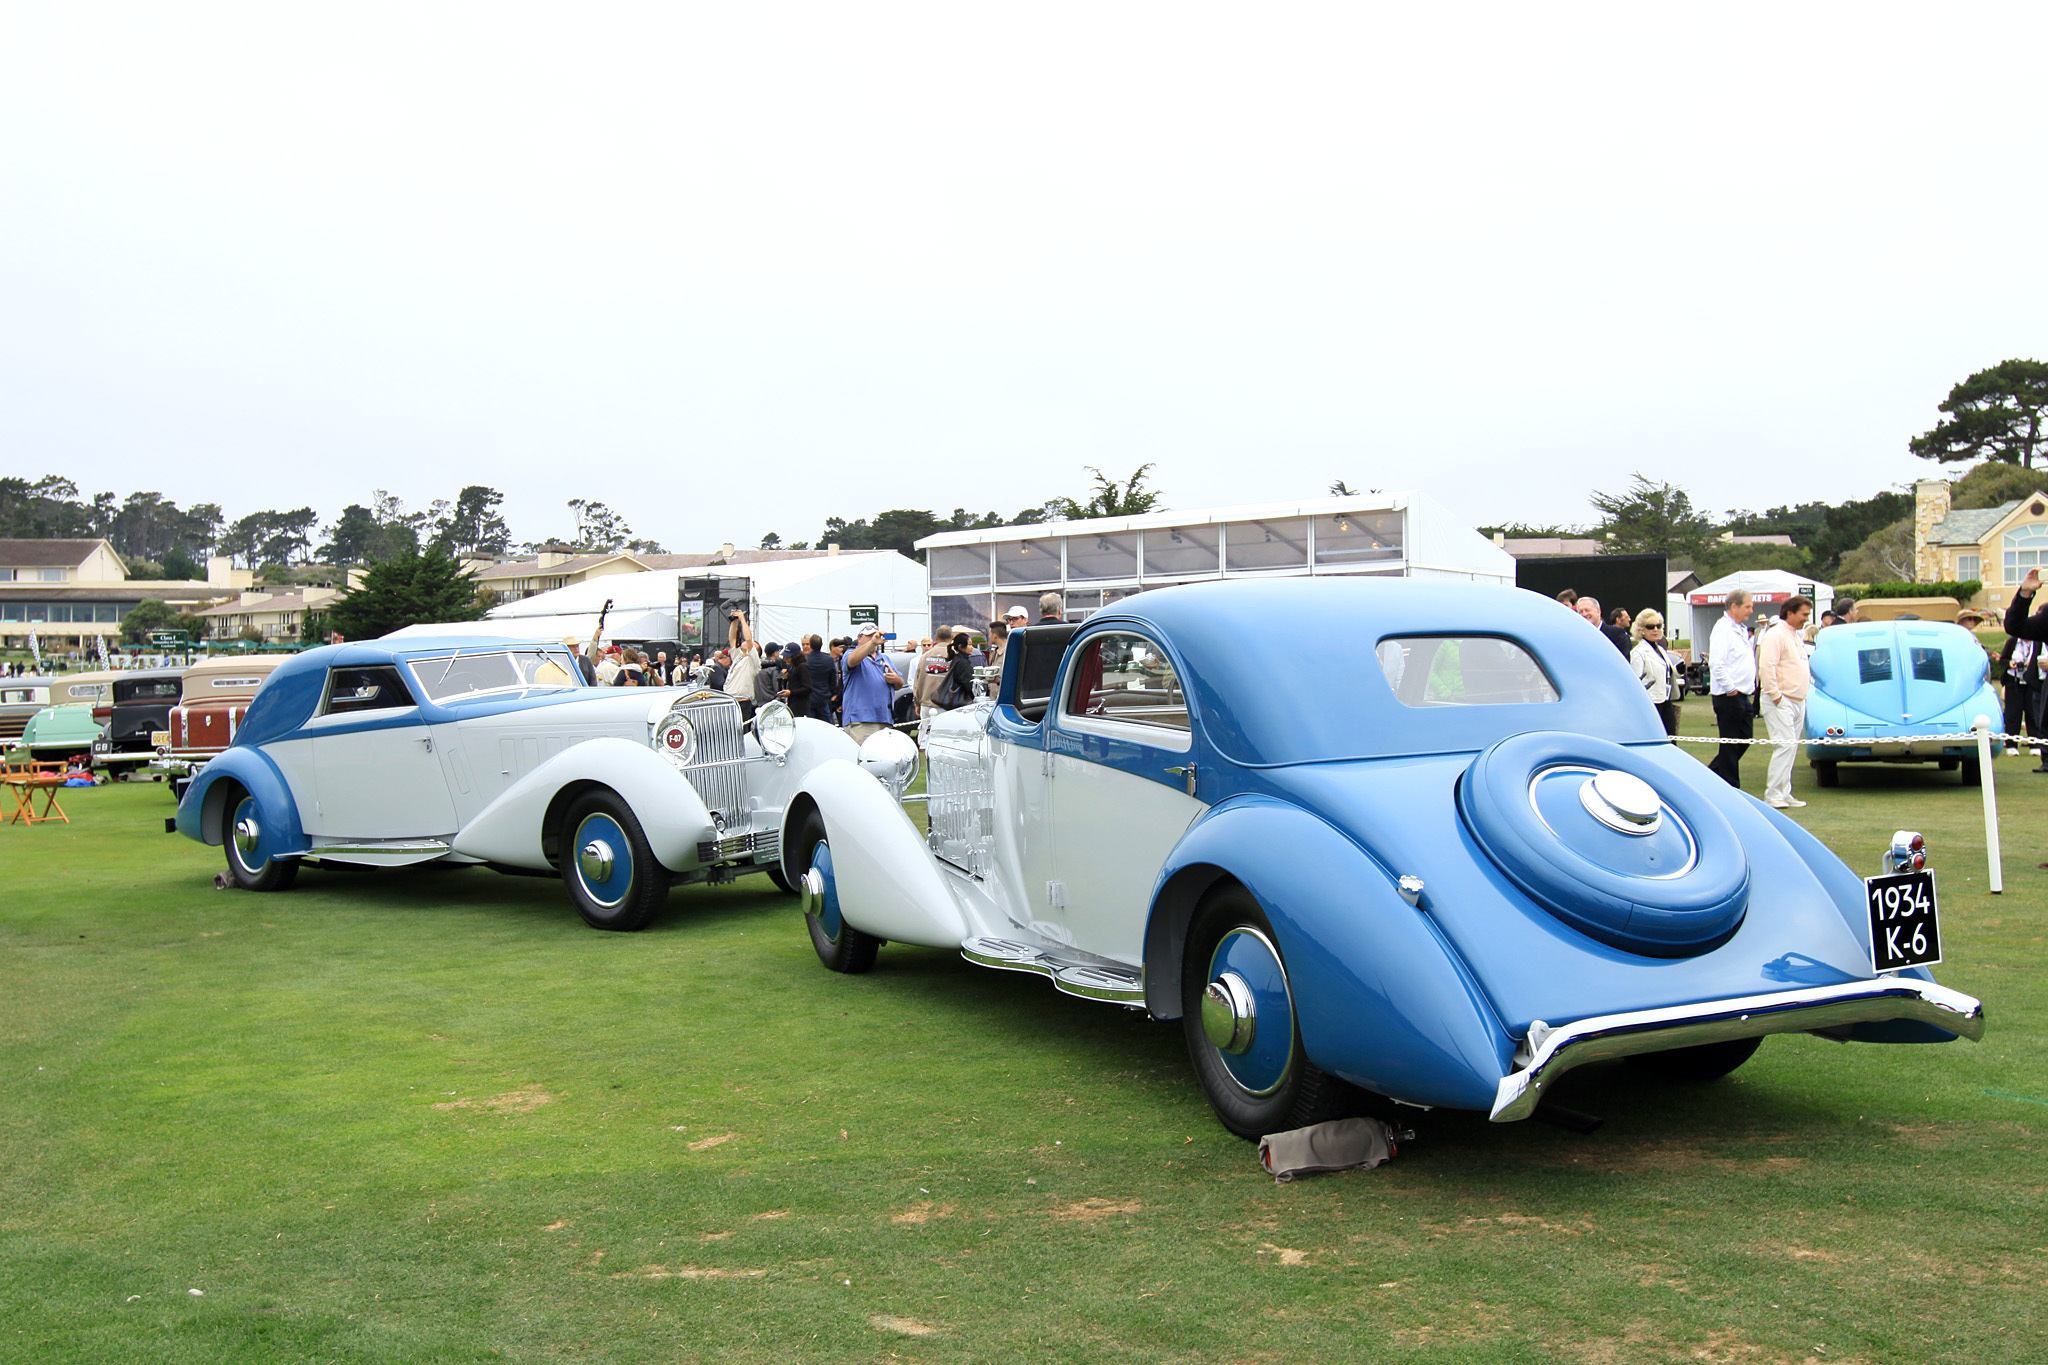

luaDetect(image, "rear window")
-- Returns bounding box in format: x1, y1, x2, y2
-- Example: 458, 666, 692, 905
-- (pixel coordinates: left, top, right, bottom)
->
1376, 636, 1559, 707
1858, 649, 1894, 685
1909, 647, 1945, 683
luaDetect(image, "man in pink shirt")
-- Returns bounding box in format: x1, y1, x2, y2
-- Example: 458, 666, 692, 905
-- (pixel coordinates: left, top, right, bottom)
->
1759, 595, 1813, 808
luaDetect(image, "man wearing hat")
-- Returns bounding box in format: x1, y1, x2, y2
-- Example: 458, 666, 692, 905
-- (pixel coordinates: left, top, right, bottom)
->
562, 635, 598, 685
840, 622, 904, 743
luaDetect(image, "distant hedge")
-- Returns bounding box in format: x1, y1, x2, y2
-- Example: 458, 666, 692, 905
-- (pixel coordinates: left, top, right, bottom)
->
1832, 580, 1982, 601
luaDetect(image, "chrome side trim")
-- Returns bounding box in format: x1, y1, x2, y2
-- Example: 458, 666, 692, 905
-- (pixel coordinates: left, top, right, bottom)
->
1490, 978, 1986, 1122
310, 839, 453, 857
959, 936, 1145, 1004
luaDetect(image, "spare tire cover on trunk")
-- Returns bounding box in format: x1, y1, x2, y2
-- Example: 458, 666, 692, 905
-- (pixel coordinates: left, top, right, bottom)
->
1456, 731, 1749, 957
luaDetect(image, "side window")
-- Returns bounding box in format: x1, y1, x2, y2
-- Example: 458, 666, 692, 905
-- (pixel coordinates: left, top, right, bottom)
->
324, 665, 417, 716
1065, 633, 1189, 732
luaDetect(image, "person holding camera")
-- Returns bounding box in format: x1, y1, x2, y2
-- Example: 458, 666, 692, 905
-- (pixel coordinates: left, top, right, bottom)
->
723, 609, 762, 722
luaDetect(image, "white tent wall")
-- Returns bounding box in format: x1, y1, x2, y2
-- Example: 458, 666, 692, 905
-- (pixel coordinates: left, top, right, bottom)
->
454, 551, 931, 648
1404, 492, 1518, 584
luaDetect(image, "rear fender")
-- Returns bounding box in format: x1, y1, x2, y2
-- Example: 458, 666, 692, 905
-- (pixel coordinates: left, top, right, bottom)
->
451, 736, 714, 872
177, 747, 306, 864
790, 758, 967, 948
1150, 796, 1513, 1111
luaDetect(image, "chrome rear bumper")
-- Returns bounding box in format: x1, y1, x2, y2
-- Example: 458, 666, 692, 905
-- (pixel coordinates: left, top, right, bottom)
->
1490, 978, 1985, 1122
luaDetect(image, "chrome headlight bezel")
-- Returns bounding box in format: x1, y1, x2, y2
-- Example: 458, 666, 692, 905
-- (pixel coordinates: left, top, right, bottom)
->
754, 699, 796, 759
652, 707, 699, 769
856, 727, 921, 799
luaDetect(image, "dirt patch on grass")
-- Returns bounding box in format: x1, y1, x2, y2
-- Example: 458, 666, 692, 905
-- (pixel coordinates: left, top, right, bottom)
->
1559, 1324, 1870, 1364
612, 1265, 765, 1280
870, 1314, 941, 1336
752, 1209, 788, 1220
686, 1132, 736, 1151
1464, 1211, 1592, 1236
542, 1220, 570, 1232
433, 1085, 552, 1114
1257, 1243, 1310, 1266
891, 1201, 957, 1225
1048, 1197, 1140, 1222
1537, 1136, 1805, 1176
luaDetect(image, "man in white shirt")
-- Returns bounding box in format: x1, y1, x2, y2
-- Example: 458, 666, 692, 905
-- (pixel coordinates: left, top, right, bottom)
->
1707, 589, 1757, 787
1758, 595, 1813, 808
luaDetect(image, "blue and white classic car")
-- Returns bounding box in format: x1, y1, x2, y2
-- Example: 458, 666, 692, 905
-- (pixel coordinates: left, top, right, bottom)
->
779, 579, 1985, 1138
174, 637, 856, 929
1804, 619, 2001, 787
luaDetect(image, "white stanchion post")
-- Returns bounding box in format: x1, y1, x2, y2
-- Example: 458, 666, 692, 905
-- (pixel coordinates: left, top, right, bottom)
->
1974, 715, 2002, 894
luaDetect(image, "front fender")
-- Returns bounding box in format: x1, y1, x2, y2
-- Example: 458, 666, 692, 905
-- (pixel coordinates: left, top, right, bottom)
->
742, 717, 860, 815
451, 736, 714, 872
177, 746, 307, 865
1150, 796, 1513, 1111
789, 759, 968, 948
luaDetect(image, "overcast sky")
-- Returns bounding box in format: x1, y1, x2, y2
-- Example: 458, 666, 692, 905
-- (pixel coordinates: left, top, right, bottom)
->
5, 3, 2045, 553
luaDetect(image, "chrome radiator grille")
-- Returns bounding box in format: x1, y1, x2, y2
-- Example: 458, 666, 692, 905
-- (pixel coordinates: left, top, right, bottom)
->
677, 694, 753, 837
926, 738, 995, 879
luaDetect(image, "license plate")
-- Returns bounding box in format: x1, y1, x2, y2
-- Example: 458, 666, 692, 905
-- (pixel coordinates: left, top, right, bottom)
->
92, 738, 109, 752
1865, 870, 1941, 972
150, 730, 170, 748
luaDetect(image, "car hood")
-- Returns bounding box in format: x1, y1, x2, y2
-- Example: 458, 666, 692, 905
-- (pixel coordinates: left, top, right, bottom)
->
1256, 743, 1881, 1032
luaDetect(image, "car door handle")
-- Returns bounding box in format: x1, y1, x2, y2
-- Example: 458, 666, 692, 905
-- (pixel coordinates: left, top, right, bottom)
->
417, 737, 433, 753
1164, 762, 1196, 796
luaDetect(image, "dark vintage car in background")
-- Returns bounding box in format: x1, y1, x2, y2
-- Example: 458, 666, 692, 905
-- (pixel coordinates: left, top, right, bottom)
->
92, 667, 186, 778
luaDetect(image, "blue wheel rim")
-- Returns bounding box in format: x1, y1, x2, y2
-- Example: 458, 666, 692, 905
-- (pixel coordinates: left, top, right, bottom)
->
811, 840, 842, 942
573, 812, 634, 908
1209, 927, 1296, 1097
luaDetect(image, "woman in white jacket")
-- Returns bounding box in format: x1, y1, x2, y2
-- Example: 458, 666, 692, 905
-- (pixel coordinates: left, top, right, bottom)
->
1629, 609, 1680, 737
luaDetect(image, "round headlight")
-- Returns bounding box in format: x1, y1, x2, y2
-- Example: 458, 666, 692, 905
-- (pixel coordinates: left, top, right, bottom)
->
653, 709, 698, 768
856, 727, 920, 798
754, 700, 796, 758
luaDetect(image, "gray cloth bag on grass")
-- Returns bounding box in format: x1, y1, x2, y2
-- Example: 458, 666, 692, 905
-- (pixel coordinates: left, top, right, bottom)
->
1259, 1117, 1410, 1183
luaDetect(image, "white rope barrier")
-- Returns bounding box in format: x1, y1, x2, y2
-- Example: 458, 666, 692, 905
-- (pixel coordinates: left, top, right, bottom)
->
1669, 716, 2013, 894
1666, 731, 2031, 747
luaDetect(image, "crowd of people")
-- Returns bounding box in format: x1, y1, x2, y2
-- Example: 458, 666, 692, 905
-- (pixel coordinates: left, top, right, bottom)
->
558, 592, 1070, 745
1556, 585, 1836, 809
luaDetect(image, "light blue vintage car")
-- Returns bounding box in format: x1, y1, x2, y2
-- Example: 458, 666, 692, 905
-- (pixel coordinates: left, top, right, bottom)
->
780, 579, 1984, 1138
174, 637, 855, 928
1803, 619, 2001, 787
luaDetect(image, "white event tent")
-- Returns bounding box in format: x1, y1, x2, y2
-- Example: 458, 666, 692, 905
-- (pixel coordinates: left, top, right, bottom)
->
1684, 569, 1834, 650
384, 551, 931, 649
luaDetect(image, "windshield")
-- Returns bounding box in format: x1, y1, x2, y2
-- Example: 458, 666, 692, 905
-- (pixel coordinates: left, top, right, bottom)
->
409, 648, 582, 702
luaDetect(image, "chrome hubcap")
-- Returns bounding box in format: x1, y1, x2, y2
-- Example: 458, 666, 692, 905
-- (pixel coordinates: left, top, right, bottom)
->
233, 816, 260, 858
1201, 971, 1258, 1054
798, 866, 825, 918
579, 839, 614, 883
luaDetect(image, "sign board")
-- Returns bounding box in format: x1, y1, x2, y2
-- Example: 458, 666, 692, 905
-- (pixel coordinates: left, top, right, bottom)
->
849, 604, 879, 627
679, 576, 753, 649
1691, 590, 1793, 606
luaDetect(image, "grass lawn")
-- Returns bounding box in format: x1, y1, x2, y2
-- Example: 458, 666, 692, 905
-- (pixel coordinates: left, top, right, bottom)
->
3, 701, 2043, 1364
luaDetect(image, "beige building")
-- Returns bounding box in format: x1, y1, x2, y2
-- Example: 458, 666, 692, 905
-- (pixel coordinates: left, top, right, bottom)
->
0, 539, 247, 650
467, 545, 833, 605
1913, 478, 2048, 611
195, 585, 353, 643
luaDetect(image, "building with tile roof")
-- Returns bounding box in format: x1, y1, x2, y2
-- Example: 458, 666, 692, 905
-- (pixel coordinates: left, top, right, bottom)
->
1913, 478, 2048, 610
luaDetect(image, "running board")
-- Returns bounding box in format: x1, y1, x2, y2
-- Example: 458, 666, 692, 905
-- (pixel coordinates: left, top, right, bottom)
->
960, 935, 1146, 1005
307, 839, 453, 867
